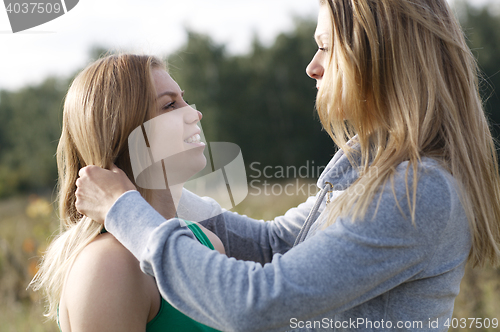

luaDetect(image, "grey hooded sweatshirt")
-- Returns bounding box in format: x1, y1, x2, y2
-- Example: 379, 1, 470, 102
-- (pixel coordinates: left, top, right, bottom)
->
104, 146, 471, 331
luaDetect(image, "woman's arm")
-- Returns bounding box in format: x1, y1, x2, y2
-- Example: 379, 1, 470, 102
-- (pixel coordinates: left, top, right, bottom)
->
75, 165, 321, 264
104, 165, 468, 332
177, 188, 320, 264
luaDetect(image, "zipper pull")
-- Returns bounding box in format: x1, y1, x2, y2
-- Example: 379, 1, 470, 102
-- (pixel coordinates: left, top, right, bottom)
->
325, 182, 334, 204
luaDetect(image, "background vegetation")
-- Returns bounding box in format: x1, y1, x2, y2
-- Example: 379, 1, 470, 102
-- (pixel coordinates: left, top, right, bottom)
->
0, 1, 499, 330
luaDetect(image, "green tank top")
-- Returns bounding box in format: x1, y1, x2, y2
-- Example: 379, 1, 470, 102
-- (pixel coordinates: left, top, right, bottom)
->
146, 220, 219, 332
57, 221, 220, 332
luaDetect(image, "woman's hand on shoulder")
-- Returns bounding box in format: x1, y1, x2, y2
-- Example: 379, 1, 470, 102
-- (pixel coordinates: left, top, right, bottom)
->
62, 234, 155, 332
75, 164, 136, 224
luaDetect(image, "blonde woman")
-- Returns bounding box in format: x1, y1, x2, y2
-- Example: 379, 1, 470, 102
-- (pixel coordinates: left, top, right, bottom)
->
75, 0, 500, 331
30, 54, 223, 331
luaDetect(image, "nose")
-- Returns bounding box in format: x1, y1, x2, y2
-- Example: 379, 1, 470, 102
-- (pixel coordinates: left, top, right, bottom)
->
185, 106, 202, 124
306, 52, 324, 80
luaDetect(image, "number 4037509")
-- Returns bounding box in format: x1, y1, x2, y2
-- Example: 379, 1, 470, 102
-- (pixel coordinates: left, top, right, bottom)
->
444, 317, 498, 329
6, 2, 62, 14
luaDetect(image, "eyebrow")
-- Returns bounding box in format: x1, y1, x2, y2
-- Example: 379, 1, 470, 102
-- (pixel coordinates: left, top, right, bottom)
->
156, 90, 185, 99
314, 32, 329, 43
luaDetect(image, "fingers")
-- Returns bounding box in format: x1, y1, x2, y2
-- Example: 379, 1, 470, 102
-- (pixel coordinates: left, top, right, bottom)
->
75, 167, 94, 216
78, 165, 101, 178
73, 163, 134, 224
74, 194, 81, 213
78, 166, 87, 178
79, 165, 125, 178
74, 185, 84, 216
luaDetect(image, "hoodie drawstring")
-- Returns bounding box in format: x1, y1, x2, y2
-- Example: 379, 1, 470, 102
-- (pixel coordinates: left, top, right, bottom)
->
293, 182, 333, 247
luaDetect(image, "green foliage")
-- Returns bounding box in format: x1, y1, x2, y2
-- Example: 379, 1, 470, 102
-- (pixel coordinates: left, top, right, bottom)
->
0, 3, 499, 198
0, 78, 68, 197
167, 31, 227, 144
458, 3, 500, 138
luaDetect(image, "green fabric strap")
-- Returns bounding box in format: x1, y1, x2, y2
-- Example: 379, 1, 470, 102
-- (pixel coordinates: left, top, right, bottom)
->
183, 220, 215, 250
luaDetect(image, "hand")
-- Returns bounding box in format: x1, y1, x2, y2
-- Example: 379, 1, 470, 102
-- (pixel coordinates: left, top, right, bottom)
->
75, 164, 136, 224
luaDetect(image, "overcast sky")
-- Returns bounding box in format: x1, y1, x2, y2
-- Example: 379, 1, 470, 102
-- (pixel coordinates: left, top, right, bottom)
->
0, 0, 497, 91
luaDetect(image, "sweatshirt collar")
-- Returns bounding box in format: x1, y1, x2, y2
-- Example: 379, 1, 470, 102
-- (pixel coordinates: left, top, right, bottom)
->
318, 137, 362, 191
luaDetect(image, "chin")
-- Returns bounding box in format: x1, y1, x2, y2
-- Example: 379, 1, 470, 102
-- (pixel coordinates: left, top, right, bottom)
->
161, 148, 207, 186
193, 154, 207, 173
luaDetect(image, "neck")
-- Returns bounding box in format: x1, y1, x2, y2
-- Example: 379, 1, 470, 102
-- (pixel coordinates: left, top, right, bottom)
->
149, 182, 184, 220
169, 183, 184, 211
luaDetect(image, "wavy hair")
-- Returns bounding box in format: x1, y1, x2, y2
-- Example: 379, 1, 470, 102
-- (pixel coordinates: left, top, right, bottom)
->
29, 54, 165, 319
317, 0, 500, 267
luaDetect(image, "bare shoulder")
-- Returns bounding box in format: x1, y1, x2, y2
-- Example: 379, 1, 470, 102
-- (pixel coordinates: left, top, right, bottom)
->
197, 224, 226, 255
61, 233, 155, 331
65, 233, 146, 290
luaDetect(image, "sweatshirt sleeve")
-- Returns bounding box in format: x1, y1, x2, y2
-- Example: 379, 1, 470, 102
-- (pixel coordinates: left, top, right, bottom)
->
174, 188, 321, 264
104, 167, 458, 332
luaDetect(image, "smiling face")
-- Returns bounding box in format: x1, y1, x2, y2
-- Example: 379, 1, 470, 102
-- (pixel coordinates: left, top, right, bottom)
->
306, 5, 332, 90
141, 69, 206, 186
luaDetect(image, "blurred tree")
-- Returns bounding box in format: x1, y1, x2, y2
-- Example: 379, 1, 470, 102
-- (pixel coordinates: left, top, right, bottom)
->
0, 47, 112, 198
222, 18, 335, 168
0, 78, 68, 197
168, 19, 336, 176
88, 45, 113, 61
457, 1, 500, 140
167, 31, 227, 144
1, 2, 500, 197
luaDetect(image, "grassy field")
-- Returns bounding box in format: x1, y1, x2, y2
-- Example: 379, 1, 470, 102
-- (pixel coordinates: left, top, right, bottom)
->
0, 195, 59, 332
0, 184, 499, 331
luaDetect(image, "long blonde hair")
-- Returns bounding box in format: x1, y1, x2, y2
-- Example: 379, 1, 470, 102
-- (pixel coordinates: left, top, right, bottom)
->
318, 0, 500, 267
29, 54, 165, 320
